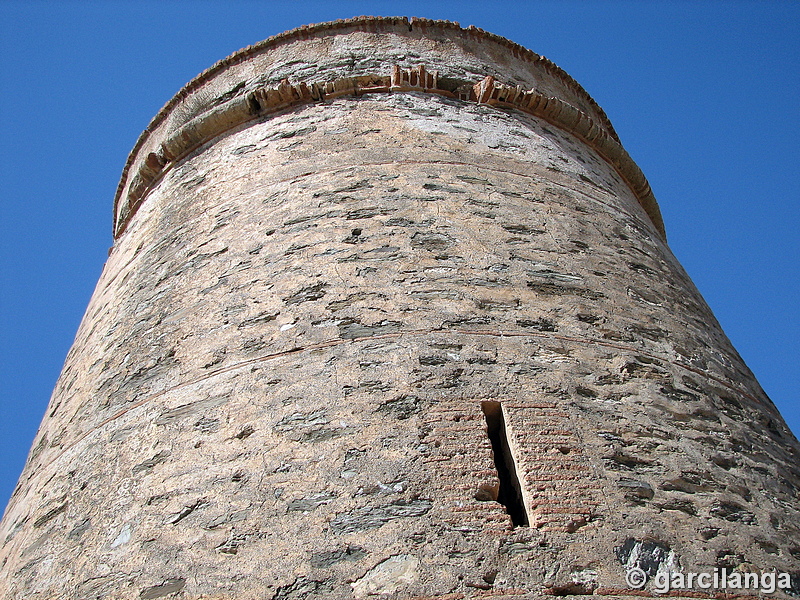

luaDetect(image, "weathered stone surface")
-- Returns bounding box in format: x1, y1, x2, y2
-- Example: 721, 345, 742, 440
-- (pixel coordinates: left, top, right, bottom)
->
351, 554, 420, 598
1, 16, 798, 600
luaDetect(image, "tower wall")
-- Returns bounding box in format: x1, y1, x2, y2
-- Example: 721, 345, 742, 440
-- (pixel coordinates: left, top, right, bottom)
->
1, 17, 798, 599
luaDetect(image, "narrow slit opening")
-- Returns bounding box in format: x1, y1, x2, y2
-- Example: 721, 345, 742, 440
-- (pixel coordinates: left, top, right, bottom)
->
481, 401, 528, 527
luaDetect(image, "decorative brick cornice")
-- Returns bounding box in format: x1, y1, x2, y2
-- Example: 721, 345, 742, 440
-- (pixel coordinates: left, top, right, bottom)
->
113, 17, 665, 241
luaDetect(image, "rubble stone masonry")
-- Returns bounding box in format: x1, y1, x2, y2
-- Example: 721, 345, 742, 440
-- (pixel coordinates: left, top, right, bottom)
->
1, 17, 797, 600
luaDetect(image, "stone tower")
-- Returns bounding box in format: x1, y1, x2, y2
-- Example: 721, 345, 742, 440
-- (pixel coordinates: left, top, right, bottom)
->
1, 17, 798, 600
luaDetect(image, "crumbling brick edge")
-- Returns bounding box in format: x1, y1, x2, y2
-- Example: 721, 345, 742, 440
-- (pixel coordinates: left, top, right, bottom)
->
112, 17, 665, 242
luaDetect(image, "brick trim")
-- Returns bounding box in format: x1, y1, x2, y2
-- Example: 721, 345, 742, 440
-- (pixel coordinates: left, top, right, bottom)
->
113, 65, 664, 241
112, 17, 666, 241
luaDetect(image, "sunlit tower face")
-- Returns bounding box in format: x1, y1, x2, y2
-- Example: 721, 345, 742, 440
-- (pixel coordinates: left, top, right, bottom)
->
1, 17, 798, 600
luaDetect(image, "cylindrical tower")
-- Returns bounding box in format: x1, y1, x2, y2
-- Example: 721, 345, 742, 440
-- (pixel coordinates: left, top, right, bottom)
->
1, 17, 798, 599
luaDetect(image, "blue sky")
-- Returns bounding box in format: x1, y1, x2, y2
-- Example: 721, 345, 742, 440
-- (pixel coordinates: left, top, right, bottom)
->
1, 1, 798, 512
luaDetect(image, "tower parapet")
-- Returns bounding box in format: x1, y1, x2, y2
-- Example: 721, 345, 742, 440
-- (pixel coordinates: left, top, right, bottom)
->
113, 17, 662, 239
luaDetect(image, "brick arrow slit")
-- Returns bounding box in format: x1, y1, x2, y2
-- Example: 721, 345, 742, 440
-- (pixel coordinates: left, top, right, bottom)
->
481, 400, 528, 527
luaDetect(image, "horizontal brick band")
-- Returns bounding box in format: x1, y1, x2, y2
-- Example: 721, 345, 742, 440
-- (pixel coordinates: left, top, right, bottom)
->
112, 17, 665, 241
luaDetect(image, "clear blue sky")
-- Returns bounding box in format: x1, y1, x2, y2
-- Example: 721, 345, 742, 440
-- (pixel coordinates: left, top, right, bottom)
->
1, 1, 798, 512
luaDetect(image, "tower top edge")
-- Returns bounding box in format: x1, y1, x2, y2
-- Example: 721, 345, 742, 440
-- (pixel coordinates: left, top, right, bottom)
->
111, 16, 666, 241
